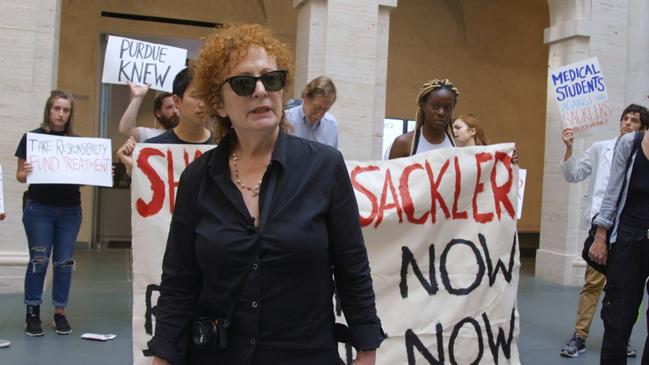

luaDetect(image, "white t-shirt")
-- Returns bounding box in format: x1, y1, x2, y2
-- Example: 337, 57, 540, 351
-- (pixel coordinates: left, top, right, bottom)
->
415, 131, 453, 154
383, 130, 453, 160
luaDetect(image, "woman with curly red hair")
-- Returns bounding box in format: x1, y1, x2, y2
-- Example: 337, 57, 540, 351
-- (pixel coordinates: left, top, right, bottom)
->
146, 24, 384, 365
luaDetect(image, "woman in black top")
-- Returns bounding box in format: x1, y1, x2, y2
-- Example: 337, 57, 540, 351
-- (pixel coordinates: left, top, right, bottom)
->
147, 24, 384, 365
15, 90, 81, 337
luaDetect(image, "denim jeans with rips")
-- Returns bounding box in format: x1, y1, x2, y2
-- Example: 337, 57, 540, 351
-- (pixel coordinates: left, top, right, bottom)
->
22, 200, 82, 307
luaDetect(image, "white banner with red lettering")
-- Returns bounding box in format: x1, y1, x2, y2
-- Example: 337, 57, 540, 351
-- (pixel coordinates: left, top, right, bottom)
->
131, 143, 520, 365
130, 144, 216, 365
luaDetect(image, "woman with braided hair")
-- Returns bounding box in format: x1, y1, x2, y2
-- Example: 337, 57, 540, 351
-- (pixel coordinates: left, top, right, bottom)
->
387, 79, 460, 159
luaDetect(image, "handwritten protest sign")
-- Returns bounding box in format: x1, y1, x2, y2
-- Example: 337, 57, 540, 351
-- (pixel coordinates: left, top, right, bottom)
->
131, 144, 520, 365
0, 165, 4, 214
25, 133, 112, 187
102, 36, 188, 92
549, 57, 612, 134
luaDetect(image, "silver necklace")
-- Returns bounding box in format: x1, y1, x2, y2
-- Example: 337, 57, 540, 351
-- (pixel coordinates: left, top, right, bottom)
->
231, 152, 269, 197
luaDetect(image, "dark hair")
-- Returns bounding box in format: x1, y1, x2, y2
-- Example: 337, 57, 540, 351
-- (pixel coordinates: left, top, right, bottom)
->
153, 92, 174, 122
41, 90, 74, 135
621, 103, 649, 129
414, 79, 460, 131
173, 67, 192, 98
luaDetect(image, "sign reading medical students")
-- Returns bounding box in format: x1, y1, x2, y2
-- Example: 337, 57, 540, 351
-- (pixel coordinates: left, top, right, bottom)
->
25, 133, 112, 187
102, 36, 188, 92
549, 57, 612, 134
130, 143, 521, 365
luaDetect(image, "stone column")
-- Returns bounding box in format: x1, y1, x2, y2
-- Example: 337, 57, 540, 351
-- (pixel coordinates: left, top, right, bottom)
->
625, 0, 649, 103
293, 0, 398, 160
0, 0, 61, 292
537, 0, 629, 285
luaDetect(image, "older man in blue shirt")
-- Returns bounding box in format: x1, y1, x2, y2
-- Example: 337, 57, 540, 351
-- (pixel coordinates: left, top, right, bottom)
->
285, 76, 339, 149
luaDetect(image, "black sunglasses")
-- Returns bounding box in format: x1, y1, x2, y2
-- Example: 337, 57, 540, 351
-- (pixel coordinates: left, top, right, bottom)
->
223, 70, 288, 97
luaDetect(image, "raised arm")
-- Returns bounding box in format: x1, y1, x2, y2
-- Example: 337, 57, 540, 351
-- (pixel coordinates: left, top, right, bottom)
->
118, 81, 150, 141
560, 128, 596, 182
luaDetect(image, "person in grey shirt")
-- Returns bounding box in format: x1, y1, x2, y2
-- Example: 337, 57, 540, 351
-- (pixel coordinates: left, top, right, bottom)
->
285, 76, 339, 148
590, 108, 649, 364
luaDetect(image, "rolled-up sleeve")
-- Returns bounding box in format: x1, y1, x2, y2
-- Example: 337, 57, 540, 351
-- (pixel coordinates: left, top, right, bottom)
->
560, 144, 595, 183
593, 133, 635, 229
326, 152, 385, 351
146, 167, 203, 365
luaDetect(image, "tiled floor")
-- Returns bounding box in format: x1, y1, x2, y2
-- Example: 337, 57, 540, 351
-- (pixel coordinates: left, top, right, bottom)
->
0, 246, 133, 365
0, 248, 645, 364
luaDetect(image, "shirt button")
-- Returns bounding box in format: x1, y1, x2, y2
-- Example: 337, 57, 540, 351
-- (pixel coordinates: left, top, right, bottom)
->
251, 263, 258, 271
249, 338, 256, 345
251, 300, 258, 308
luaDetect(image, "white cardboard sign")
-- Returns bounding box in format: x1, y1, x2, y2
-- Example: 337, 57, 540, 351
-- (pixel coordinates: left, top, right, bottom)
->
25, 133, 112, 187
549, 57, 612, 134
102, 36, 188, 92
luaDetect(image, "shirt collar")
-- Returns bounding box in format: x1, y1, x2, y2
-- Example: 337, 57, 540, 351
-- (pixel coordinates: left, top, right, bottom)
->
300, 105, 321, 128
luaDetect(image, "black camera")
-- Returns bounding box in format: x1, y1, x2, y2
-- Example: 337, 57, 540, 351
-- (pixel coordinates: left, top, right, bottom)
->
192, 318, 229, 350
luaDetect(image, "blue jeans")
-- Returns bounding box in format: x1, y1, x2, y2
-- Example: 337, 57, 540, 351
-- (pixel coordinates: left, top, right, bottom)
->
22, 200, 82, 307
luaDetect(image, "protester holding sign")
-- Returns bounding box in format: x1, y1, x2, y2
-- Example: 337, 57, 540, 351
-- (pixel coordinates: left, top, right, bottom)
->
145, 24, 383, 365
588, 117, 649, 364
387, 79, 459, 159
118, 81, 179, 142
14, 90, 82, 337
558, 104, 648, 358
452, 114, 520, 164
117, 67, 213, 175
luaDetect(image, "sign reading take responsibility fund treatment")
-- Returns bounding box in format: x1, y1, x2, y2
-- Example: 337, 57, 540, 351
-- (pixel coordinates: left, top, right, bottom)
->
102, 36, 188, 92
549, 57, 612, 134
26, 133, 112, 187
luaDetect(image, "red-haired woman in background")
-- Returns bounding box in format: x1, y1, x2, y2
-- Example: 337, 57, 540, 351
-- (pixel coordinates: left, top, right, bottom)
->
452, 114, 490, 147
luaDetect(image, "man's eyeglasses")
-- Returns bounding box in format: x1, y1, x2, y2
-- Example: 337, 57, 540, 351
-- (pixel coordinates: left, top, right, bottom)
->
223, 70, 288, 97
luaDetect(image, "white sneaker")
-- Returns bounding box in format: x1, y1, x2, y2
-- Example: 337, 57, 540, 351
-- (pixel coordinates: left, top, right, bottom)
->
0, 339, 10, 348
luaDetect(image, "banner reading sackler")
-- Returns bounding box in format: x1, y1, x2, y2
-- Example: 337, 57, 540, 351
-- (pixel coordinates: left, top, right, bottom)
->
131, 143, 520, 365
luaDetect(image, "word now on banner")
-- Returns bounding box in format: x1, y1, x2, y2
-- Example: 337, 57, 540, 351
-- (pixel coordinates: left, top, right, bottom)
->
130, 143, 520, 365
26, 133, 112, 187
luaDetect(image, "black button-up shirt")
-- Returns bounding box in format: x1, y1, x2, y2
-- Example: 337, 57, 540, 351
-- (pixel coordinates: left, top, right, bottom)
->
147, 132, 384, 365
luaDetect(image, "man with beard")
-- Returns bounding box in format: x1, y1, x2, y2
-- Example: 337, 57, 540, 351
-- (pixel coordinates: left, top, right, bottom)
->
116, 68, 213, 175
117, 81, 179, 142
